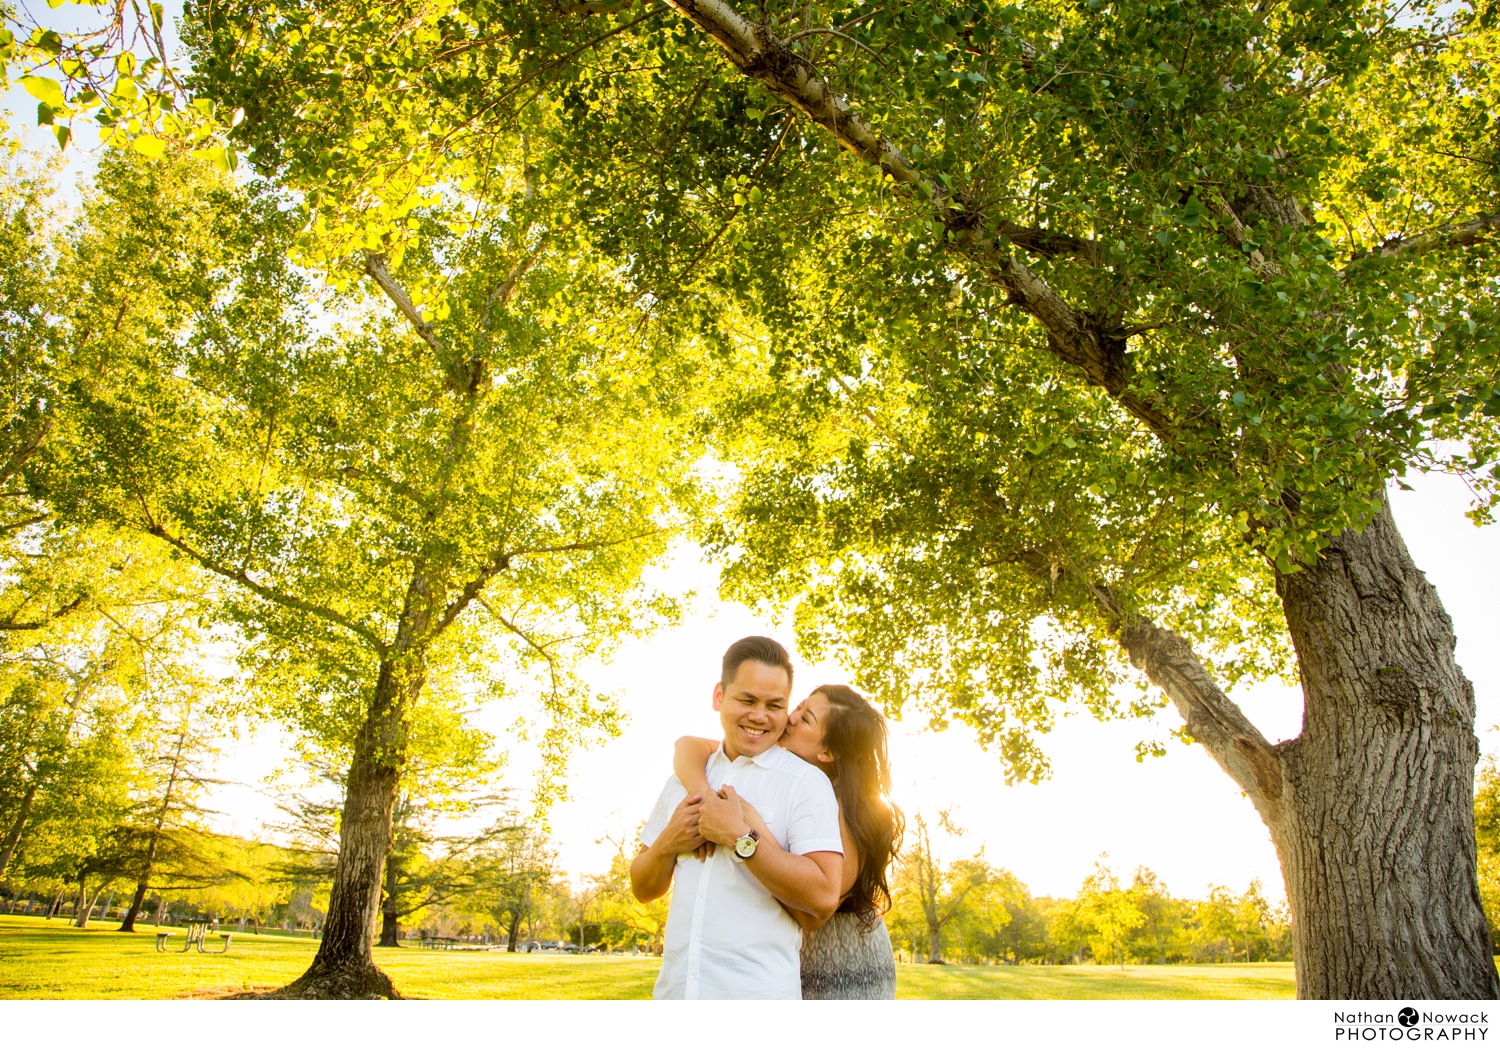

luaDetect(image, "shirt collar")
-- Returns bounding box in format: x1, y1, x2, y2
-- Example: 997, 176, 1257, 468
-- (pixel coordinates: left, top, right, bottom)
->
716, 743, 782, 769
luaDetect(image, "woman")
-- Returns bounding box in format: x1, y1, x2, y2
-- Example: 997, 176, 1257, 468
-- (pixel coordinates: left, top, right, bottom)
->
674, 684, 905, 999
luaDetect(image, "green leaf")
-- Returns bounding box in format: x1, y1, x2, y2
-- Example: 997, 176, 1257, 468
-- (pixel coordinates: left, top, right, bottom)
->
54, 124, 70, 150
191, 146, 234, 172
19, 75, 66, 110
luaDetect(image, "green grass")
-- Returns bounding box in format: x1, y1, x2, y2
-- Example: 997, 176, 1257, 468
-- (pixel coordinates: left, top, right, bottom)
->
893, 959, 1295, 999
0, 914, 1295, 999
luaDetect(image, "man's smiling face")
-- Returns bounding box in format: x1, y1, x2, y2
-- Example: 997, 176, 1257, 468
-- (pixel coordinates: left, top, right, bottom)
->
713, 659, 791, 760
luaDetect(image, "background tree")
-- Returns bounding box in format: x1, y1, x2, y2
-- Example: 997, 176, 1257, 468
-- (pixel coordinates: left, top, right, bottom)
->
946, 864, 1028, 964
1125, 868, 1186, 965
889, 811, 990, 963
466, 813, 557, 953
1477, 758, 1500, 952
28, 138, 703, 996
589, 837, 669, 955
114, 694, 227, 933
1074, 858, 1146, 969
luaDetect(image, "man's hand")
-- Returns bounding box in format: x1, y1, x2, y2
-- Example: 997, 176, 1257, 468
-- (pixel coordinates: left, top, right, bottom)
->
698, 785, 751, 847
656, 793, 707, 855
630, 792, 707, 903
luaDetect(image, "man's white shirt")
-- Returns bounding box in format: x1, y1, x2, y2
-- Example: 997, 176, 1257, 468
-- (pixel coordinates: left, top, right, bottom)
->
640, 744, 843, 1000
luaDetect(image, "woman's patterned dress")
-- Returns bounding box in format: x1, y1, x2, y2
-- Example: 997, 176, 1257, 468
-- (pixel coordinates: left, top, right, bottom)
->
799, 910, 897, 999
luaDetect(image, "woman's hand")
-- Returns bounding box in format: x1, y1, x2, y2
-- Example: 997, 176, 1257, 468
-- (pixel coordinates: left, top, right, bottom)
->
698, 785, 749, 846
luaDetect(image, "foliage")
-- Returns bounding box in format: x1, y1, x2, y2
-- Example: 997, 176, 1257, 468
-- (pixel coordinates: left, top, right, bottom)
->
1074, 858, 1145, 968
886, 848, 1290, 966
456, 811, 559, 951
1476, 757, 1500, 951
887, 811, 992, 962
586, 837, 669, 954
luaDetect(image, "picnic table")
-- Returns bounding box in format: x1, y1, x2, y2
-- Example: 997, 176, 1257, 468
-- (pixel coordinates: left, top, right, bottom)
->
154, 922, 233, 954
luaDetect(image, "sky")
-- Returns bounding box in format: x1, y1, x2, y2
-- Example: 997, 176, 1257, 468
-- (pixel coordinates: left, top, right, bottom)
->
205, 468, 1498, 906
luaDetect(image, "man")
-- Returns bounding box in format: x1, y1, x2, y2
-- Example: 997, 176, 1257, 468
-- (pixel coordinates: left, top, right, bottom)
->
630, 636, 844, 999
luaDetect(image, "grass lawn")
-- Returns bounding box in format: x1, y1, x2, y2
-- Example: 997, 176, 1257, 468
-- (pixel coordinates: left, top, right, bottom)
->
0, 914, 1295, 999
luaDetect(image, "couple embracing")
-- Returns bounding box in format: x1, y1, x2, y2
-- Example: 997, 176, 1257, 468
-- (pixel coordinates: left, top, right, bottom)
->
629, 636, 904, 1000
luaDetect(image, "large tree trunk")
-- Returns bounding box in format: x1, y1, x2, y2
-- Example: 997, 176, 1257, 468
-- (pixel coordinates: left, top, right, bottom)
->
270, 646, 426, 999
1274, 498, 1495, 998
1124, 498, 1499, 999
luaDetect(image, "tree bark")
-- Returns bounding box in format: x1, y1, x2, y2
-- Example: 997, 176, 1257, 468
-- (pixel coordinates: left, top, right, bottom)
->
268, 645, 425, 999
1123, 497, 1499, 998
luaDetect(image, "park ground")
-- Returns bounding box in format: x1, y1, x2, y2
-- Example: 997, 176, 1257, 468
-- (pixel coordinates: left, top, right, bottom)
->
0, 915, 1294, 999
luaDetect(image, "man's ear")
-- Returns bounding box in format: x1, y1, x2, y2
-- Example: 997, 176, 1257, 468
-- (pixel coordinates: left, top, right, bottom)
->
712, 681, 724, 712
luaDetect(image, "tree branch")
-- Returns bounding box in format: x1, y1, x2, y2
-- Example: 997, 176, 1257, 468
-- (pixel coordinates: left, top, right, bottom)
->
660, 0, 1177, 443
0, 512, 51, 538
1370, 213, 1500, 260
0, 593, 87, 631
432, 525, 663, 636
143, 522, 387, 655
1, 420, 52, 488
1118, 618, 1284, 828
476, 596, 564, 701
1007, 550, 1284, 824
364, 252, 446, 355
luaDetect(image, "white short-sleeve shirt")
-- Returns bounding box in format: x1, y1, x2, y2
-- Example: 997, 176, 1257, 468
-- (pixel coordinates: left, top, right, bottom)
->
640, 744, 843, 1000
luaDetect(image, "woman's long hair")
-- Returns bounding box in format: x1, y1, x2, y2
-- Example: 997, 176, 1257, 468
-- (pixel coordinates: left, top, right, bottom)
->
814, 684, 905, 929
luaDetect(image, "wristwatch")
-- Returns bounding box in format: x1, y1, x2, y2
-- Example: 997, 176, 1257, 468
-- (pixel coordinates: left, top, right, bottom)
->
733, 829, 760, 860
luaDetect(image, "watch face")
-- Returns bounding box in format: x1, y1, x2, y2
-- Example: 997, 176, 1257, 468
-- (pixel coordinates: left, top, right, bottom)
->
735, 835, 756, 858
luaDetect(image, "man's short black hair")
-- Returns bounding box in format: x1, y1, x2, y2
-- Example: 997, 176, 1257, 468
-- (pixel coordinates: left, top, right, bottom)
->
721, 636, 794, 689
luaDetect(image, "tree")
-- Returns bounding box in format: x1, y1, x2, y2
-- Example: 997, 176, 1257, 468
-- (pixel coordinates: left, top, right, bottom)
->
1074, 858, 1146, 969
590, 836, 669, 955
114, 697, 227, 934
1193, 885, 1242, 964
948, 865, 1034, 964
28, 140, 702, 996
466, 814, 557, 953
889, 811, 990, 963
1125, 867, 1187, 965
640, 0, 1499, 997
